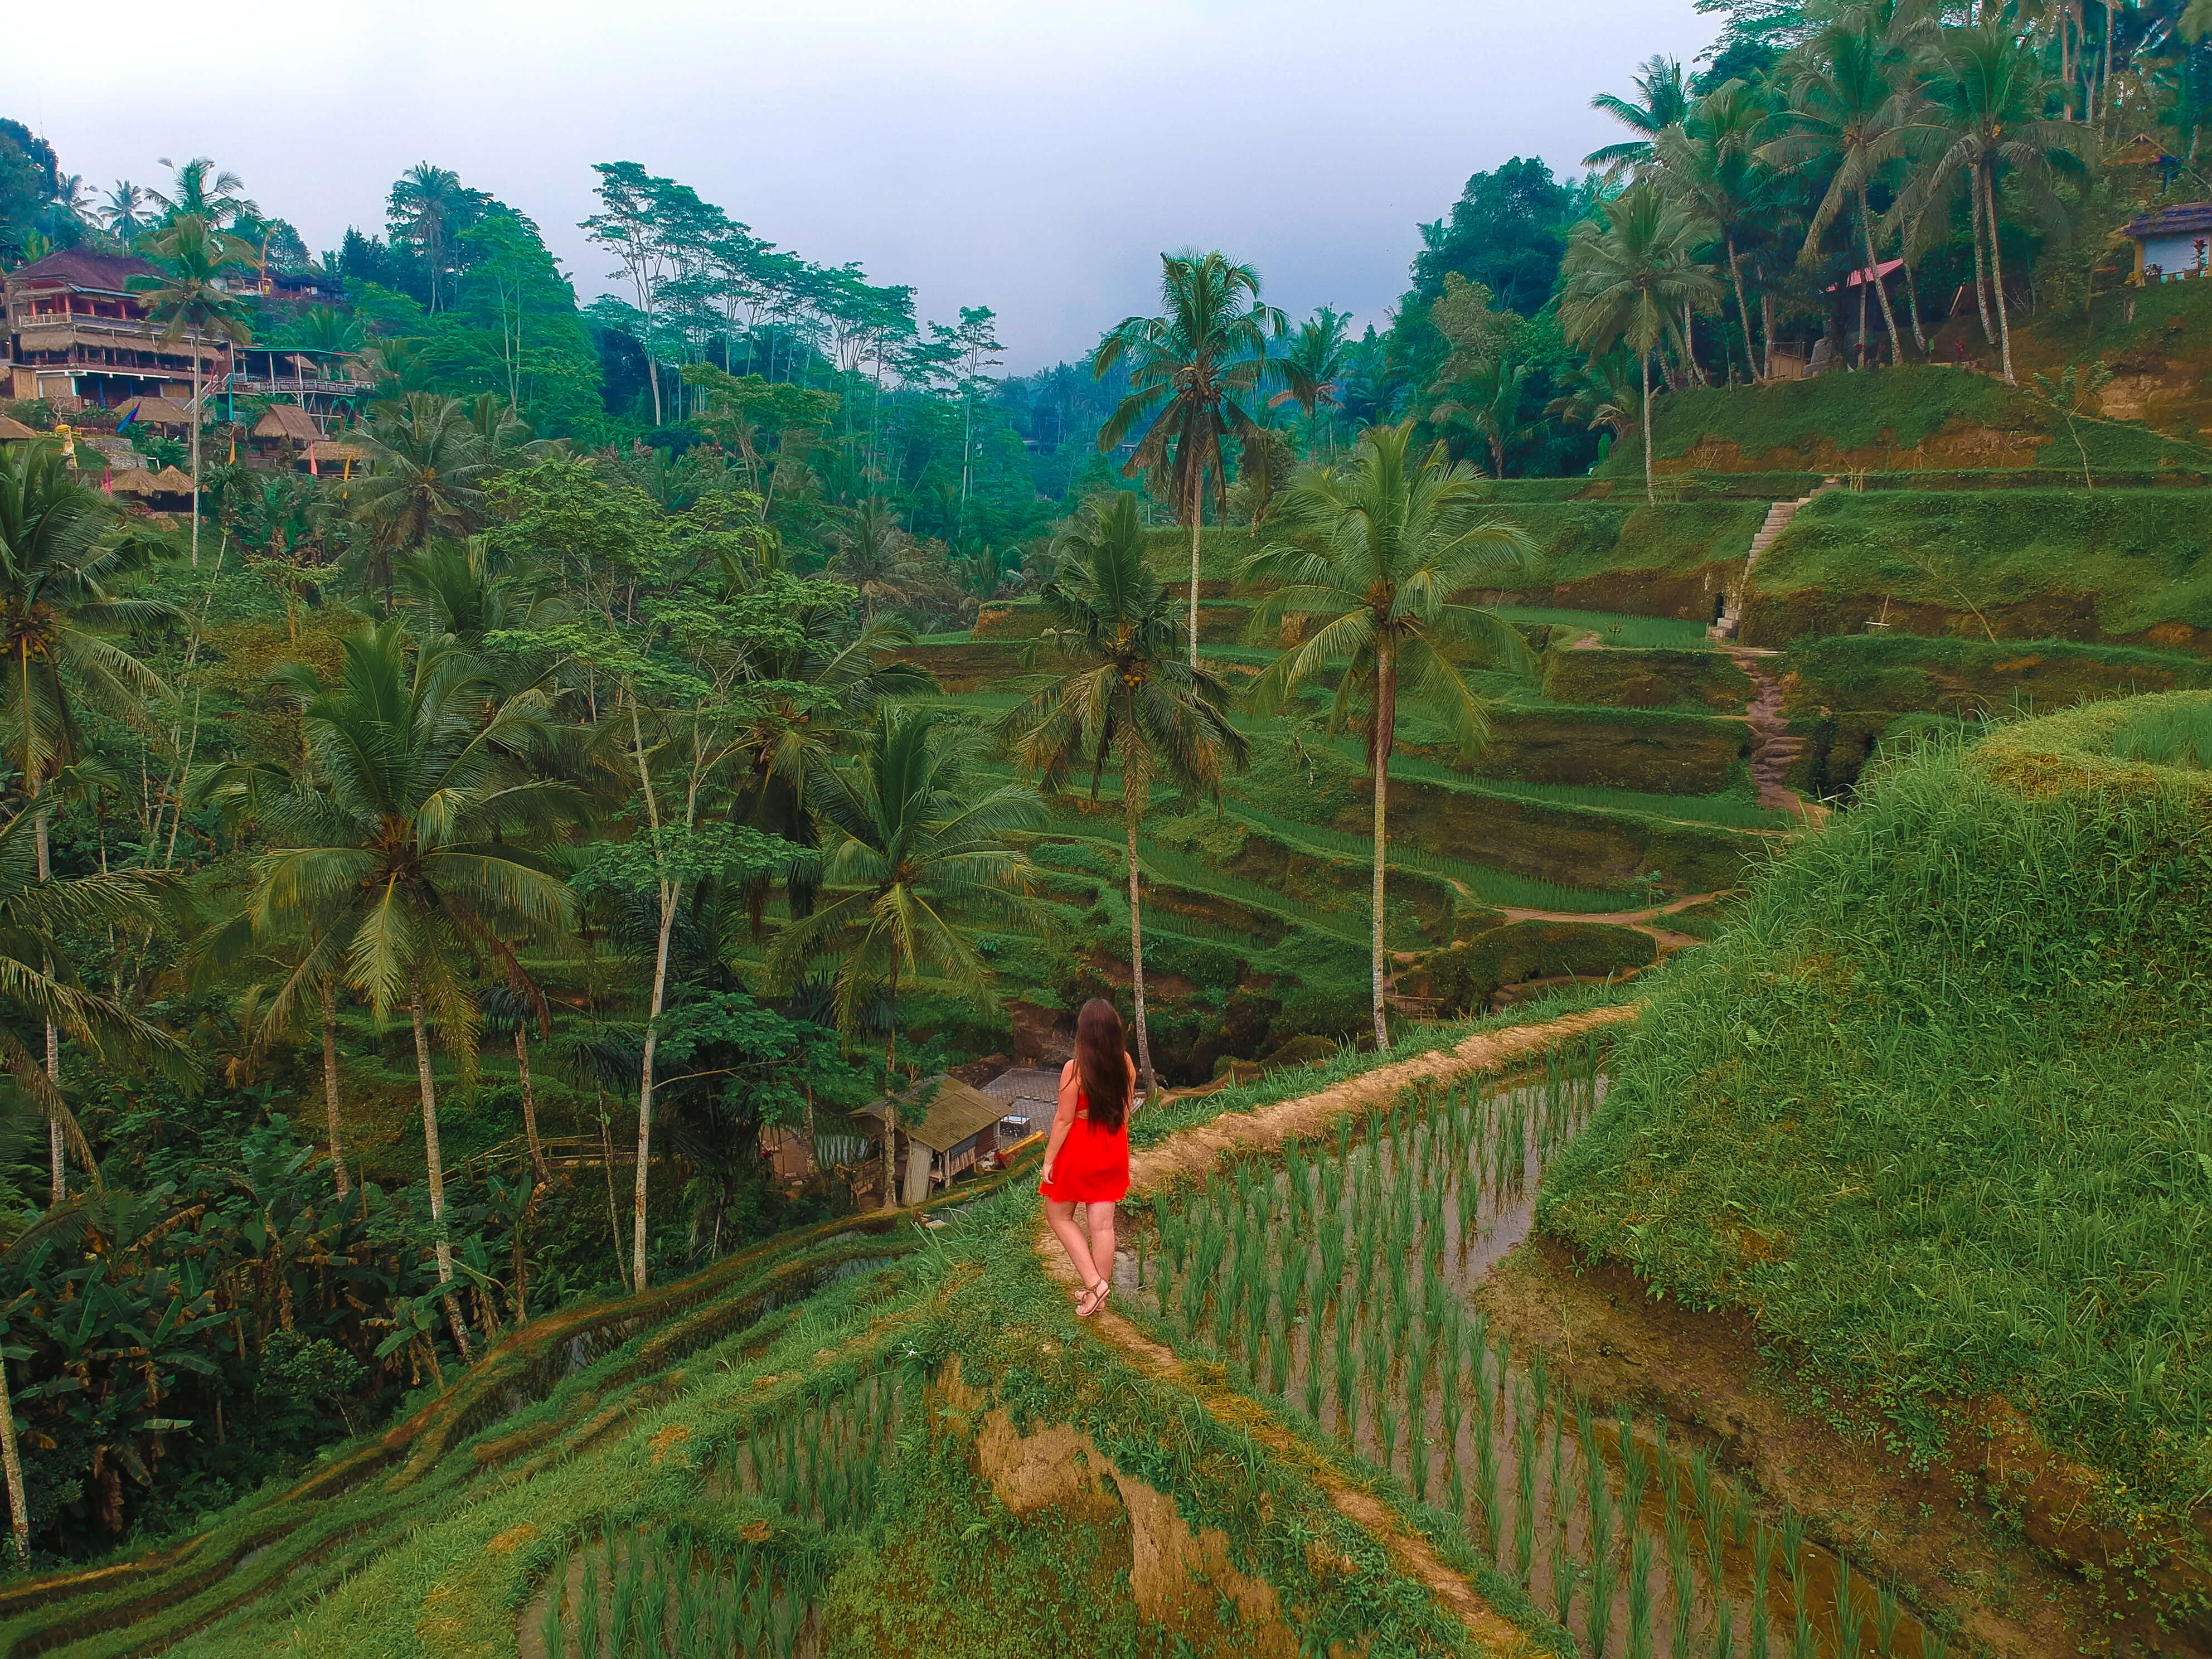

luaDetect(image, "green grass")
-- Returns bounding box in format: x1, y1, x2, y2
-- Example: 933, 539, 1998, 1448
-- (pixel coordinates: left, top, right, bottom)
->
1231, 804, 1636, 914
1541, 695, 2212, 1542
1358, 746, 1793, 831
1623, 362, 2212, 476
1755, 487, 2212, 637
1491, 608, 1716, 651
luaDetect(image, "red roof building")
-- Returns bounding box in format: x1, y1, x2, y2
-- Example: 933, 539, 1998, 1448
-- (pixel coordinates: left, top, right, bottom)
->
3, 247, 232, 411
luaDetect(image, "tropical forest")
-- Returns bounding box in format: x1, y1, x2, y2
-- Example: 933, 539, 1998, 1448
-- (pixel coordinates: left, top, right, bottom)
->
0, 0, 2209, 1651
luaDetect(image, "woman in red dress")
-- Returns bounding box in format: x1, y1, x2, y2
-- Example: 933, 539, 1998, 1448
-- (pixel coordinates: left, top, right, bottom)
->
1040, 998, 1136, 1317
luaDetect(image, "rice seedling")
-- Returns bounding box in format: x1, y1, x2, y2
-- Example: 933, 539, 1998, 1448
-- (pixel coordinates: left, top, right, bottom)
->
1732, 1483, 1755, 1548
1791, 1605, 1816, 1659
1714, 1609, 1738, 1659
1268, 1306, 1292, 1399
1620, 1410, 1651, 1545
1748, 1526, 1773, 1659
610, 1547, 639, 1658
1781, 1514, 1808, 1618
1476, 1413, 1503, 1560
1333, 1298, 1356, 1433
539, 1573, 565, 1659
1668, 1501, 1697, 1659
1627, 1533, 1657, 1659
1514, 1381, 1539, 1582
1922, 1629, 1946, 1659
1704, 1486, 1730, 1614
1874, 1581, 1903, 1657
578, 1551, 603, 1659
1381, 1399, 1401, 1474
1587, 1502, 1618, 1659
1553, 1539, 1580, 1632
1834, 1555, 1860, 1659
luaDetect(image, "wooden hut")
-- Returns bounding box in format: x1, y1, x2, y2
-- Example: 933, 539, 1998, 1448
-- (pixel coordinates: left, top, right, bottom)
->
853, 1076, 1008, 1205
144, 466, 196, 508
0, 414, 38, 444
113, 394, 196, 430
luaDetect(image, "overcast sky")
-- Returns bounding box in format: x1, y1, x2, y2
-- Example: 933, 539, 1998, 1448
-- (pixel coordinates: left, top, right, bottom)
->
20, 1, 1716, 371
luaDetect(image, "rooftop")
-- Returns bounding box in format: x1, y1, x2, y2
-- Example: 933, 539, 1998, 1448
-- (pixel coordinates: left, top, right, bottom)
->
4, 247, 159, 295
2126, 201, 2212, 237
853, 1076, 1006, 1153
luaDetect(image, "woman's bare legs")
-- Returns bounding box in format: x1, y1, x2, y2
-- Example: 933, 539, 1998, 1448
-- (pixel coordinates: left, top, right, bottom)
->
1084, 1202, 1117, 1299
1044, 1199, 1100, 1296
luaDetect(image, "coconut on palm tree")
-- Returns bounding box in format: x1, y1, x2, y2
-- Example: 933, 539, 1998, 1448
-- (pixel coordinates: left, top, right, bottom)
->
132, 216, 255, 569
242, 618, 577, 1360
1094, 251, 1287, 669
1240, 421, 1536, 1049
766, 707, 1041, 1209
1000, 492, 1249, 1096
1559, 186, 1724, 503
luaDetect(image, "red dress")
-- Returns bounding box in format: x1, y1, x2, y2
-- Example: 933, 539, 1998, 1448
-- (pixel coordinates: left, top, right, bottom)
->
1040, 1078, 1131, 1204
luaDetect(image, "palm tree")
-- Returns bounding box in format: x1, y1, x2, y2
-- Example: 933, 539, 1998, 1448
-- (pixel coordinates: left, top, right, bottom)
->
1654, 77, 1780, 380
1000, 493, 1249, 1096
100, 182, 153, 241
1896, 26, 2093, 386
148, 158, 258, 230
1240, 422, 1536, 1049
1432, 355, 1536, 478
1559, 186, 1724, 503
827, 497, 911, 619
133, 216, 256, 569
1094, 251, 1287, 669
244, 618, 576, 1360
1545, 347, 1648, 460
0, 444, 177, 1199
1270, 306, 1353, 455
1585, 55, 1695, 173
349, 394, 494, 612
389, 163, 468, 314
766, 707, 1041, 1209
1759, 20, 1917, 369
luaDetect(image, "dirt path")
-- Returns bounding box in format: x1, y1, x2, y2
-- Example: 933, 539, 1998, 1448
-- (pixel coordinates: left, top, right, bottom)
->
1036, 1006, 1639, 1652
1724, 646, 1828, 825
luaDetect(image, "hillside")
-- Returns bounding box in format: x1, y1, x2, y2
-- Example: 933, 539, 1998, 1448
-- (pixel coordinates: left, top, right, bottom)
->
1534, 695, 2212, 1643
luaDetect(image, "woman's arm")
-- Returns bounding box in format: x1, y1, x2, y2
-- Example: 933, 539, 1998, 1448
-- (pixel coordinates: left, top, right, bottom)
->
1039, 1063, 1081, 1188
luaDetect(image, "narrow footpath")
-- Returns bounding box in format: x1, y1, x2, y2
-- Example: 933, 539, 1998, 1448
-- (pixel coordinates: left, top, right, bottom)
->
1724, 646, 1829, 824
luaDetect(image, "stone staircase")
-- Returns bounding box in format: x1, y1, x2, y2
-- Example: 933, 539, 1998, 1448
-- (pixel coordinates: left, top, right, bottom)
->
1707, 479, 1836, 642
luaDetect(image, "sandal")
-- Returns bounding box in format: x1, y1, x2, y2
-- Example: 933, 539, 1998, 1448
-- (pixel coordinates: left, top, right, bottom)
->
1076, 1278, 1112, 1318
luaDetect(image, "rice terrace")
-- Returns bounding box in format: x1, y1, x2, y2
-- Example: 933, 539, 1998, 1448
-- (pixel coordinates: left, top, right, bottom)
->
2, 1, 2212, 1654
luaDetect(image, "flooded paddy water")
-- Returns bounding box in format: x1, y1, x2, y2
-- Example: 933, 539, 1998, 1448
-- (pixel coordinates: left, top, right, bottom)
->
1110, 1044, 1944, 1659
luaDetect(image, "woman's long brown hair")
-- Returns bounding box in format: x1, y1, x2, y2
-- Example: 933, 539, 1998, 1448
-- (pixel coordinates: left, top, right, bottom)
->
1074, 998, 1131, 1132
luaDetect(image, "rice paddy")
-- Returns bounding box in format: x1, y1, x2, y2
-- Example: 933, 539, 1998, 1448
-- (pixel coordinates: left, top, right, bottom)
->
1116, 1036, 1943, 1659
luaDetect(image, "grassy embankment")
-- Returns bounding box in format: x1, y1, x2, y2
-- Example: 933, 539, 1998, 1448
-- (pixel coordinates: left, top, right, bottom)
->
1537, 695, 2212, 1637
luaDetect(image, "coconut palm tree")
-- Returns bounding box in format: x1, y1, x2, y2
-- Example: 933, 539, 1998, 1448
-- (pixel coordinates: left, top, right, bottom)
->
99, 182, 154, 241
0, 443, 177, 1199
1895, 25, 2093, 386
1240, 422, 1536, 1049
1585, 55, 1695, 173
242, 618, 577, 1360
1559, 186, 1724, 502
1545, 347, 1648, 459
1654, 77, 1782, 379
1759, 20, 1917, 368
827, 497, 911, 619
133, 216, 256, 569
348, 394, 494, 612
389, 163, 469, 314
1000, 492, 1249, 1096
765, 707, 1041, 1208
1094, 251, 1287, 669
148, 158, 258, 230
1270, 306, 1353, 455
1432, 355, 1536, 478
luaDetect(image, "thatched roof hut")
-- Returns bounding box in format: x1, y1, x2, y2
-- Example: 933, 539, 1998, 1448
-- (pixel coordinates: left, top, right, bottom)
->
0, 415, 38, 443
251, 404, 322, 444
114, 395, 196, 429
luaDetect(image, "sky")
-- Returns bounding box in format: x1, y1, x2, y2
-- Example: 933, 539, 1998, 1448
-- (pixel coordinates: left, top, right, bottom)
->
18, 1, 1719, 372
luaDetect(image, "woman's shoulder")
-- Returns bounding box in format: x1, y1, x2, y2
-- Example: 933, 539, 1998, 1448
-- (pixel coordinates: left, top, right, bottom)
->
1060, 1058, 1079, 1080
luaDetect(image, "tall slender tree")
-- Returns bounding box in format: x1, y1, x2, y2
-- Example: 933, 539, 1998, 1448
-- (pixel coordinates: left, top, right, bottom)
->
1095, 252, 1287, 669
1559, 186, 1724, 502
765, 709, 1040, 1209
1241, 423, 1536, 1049
349, 394, 495, 610
0, 444, 176, 1200
1585, 55, 1696, 173
133, 216, 255, 569
1000, 492, 1250, 1096
1760, 20, 1917, 368
243, 619, 577, 1361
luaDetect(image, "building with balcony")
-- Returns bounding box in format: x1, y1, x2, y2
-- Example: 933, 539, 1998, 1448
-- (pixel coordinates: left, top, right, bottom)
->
2, 248, 231, 411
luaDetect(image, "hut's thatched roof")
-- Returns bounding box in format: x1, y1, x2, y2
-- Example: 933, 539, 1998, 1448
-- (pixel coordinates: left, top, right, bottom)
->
0, 415, 38, 443
147, 466, 197, 494
252, 404, 322, 444
115, 395, 195, 428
